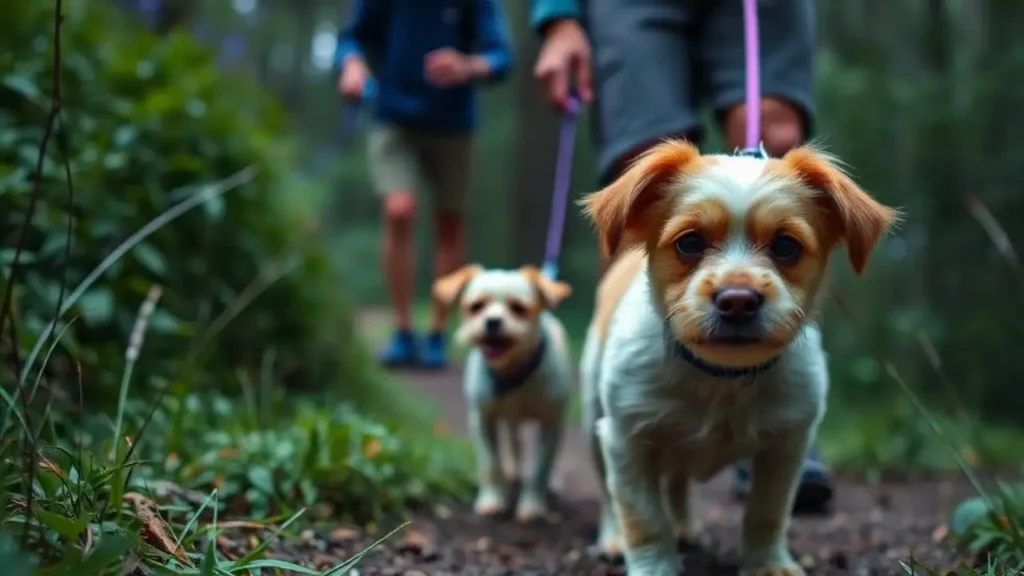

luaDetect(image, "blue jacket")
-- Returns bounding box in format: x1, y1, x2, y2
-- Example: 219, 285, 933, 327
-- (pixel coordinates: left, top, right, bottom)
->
335, 0, 513, 133
529, 0, 580, 32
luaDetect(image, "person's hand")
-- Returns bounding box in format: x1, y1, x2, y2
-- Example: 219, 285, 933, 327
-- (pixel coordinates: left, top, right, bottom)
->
424, 48, 475, 88
339, 56, 371, 101
534, 19, 593, 111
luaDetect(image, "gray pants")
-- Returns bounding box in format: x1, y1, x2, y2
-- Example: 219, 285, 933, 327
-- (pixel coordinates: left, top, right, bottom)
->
585, 0, 816, 184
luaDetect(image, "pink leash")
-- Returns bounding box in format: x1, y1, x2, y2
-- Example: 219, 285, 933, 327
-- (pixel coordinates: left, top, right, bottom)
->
740, 0, 765, 155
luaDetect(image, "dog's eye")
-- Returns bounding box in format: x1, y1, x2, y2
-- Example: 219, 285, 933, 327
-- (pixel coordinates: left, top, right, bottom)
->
468, 301, 485, 314
508, 302, 528, 317
674, 232, 707, 258
769, 234, 802, 264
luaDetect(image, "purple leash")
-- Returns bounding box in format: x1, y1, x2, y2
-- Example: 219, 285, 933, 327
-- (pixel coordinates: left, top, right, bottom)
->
338, 78, 379, 148
541, 94, 582, 280
737, 0, 767, 158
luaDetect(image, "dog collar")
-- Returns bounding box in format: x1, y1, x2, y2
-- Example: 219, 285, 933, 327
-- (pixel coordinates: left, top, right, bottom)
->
488, 335, 547, 397
665, 324, 780, 380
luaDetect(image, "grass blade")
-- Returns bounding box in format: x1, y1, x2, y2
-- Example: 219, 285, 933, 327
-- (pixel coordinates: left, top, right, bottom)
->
109, 286, 163, 520
19, 165, 258, 386
322, 521, 410, 576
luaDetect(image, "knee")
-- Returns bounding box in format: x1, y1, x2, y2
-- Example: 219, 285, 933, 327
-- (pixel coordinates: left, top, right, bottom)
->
383, 192, 416, 229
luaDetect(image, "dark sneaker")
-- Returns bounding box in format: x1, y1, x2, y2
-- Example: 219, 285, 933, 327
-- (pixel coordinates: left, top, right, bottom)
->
733, 447, 833, 515
418, 331, 448, 370
378, 329, 419, 368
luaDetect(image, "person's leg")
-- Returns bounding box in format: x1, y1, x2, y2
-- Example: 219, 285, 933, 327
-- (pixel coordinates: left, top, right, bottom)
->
585, 0, 704, 278
367, 124, 425, 367
416, 130, 473, 369
696, 0, 833, 514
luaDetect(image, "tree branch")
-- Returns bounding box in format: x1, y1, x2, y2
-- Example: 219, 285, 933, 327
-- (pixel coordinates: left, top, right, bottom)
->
0, 0, 65, 370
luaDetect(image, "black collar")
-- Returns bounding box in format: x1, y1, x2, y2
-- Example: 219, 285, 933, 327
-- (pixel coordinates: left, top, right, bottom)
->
488, 335, 547, 396
665, 324, 780, 380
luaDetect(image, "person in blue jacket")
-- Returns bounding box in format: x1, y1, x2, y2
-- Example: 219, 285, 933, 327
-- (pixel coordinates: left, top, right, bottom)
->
335, 0, 513, 370
527, 0, 834, 514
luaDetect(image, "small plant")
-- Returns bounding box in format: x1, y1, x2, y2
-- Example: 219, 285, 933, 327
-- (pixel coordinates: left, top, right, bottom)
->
1, 270, 470, 572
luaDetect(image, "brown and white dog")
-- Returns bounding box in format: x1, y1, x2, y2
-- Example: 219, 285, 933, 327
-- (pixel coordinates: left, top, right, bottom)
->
434, 265, 573, 522
577, 141, 899, 575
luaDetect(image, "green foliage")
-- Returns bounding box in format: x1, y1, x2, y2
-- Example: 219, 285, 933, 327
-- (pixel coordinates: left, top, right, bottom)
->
881, 351, 1024, 574
0, 0, 363, 402
131, 390, 473, 523
950, 485, 1024, 570
0, 1, 473, 572
818, 397, 1024, 479
0, 381, 462, 573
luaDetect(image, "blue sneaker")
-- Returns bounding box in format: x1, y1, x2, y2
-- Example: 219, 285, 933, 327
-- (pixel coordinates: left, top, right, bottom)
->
418, 331, 448, 370
378, 329, 419, 368
733, 447, 833, 515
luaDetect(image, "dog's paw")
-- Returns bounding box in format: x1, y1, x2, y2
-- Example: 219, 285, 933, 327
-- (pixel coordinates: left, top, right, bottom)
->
742, 544, 803, 576
473, 487, 507, 517
596, 534, 624, 562
673, 519, 702, 551
514, 491, 547, 523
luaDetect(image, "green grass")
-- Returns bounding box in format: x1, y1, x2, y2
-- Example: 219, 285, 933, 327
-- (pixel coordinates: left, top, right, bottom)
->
1, 291, 473, 574
2, 202, 473, 575
1, 302, 473, 574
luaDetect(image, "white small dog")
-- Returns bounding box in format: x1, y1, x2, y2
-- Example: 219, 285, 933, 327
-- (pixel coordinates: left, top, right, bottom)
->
577, 141, 899, 575
433, 264, 573, 522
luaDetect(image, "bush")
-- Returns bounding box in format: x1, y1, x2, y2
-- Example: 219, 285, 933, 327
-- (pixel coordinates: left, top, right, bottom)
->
0, 1, 364, 403
0, 3, 472, 572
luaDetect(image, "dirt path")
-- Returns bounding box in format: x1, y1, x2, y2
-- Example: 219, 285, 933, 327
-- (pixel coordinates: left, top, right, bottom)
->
334, 310, 973, 575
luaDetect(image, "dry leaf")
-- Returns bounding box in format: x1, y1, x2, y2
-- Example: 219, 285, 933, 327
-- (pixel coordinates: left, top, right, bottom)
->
215, 520, 271, 530
329, 527, 360, 544
124, 492, 188, 564
399, 529, 437, 560
218, 535, 239, 560
38, 457, 64, 479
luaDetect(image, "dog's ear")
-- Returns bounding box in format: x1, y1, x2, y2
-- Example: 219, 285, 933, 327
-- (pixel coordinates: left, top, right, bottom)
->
433, 264, 483, 306
780, 147, 902, 274
579, 140, 702, 258
519, 266, 572, 309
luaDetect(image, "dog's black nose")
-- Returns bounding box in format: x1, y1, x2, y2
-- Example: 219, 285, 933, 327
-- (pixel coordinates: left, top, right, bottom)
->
713, 287, 764, 323
484, 317, 503, 334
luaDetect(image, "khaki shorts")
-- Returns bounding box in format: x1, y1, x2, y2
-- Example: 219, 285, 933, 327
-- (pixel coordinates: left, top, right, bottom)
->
367, 124, 473, 213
